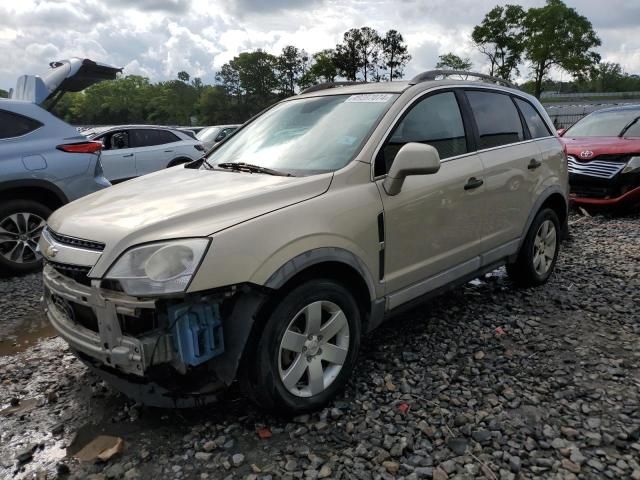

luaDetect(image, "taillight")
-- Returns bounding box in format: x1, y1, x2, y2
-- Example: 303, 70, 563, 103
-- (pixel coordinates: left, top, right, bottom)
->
194, 144, 205, 151
57, 141, 103, 154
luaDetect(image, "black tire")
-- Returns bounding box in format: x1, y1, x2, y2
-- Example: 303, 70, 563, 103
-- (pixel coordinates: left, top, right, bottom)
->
507, 208, 560, 287
167, 157, 191, 168
0, 199, 52, 276
239, 279, 362, 414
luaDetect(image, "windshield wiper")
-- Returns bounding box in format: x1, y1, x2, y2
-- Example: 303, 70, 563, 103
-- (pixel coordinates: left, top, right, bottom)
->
619, 115, 640, 137
216, 162, 294, 177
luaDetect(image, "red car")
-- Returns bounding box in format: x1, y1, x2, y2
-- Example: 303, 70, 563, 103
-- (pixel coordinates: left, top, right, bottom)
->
559, 105, 640, 208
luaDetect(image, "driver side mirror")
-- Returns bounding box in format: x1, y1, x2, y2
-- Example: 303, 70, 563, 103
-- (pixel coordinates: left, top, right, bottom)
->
383, 143, 441, 196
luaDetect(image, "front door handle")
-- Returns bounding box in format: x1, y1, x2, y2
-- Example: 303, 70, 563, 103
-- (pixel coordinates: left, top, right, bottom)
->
464, 177, 484, 190
164, 150, 173, 153
528, 158, 542, 170
122, 153, 134, 157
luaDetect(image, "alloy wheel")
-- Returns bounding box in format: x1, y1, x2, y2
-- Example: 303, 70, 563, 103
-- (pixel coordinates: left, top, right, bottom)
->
533, 219, 557, 276
0, 212, 46, 265
278, 300, 350, 397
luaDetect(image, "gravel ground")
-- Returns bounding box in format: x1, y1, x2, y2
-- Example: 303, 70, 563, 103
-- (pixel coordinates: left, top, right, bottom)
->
1, 212, 639, 480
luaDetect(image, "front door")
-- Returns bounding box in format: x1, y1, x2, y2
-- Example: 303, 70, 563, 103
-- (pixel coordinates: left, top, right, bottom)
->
375, 91, 487, 304
98, 130, 136, 182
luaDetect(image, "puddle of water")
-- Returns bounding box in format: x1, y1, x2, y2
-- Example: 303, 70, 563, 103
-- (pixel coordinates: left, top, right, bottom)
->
0, 311, 56, 356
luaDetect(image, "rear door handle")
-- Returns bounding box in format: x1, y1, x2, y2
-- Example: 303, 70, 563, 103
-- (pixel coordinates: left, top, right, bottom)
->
528, 158, 542, 170
122, 153, 134, 157
464, 177, 484, 190
164, 150, 173, 153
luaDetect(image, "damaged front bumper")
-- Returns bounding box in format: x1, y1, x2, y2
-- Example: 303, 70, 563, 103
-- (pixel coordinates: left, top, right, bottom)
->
42, 264, 267, 406
43, 264, 173, 376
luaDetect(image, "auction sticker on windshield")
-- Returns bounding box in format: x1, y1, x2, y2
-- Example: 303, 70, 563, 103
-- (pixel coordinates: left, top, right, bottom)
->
345, 94, 394, 103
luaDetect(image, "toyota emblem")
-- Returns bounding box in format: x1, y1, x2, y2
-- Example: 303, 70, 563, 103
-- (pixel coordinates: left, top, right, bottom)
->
579, 150, 594, 159
46, 246, 59, 258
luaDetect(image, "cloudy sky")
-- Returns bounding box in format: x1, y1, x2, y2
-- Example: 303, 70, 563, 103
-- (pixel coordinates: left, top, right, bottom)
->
1, 0, 639, 91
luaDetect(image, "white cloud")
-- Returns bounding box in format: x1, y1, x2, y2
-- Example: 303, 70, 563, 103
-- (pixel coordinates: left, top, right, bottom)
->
0, 0, 639, 91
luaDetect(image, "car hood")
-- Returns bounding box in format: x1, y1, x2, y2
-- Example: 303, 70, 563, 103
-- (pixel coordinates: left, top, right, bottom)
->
47, 166, 333, 272
10, 58, 121, 108
561, 136, 640, 160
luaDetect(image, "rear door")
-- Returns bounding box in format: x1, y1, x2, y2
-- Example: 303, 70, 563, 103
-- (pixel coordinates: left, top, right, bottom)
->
130, 129, 181, 176
375, 90, 487, 303
464, 90, 537, 248
98, 130, 137, 182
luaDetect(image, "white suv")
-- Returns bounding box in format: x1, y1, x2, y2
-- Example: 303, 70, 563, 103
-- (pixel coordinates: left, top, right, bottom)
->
84, 126, 205, 183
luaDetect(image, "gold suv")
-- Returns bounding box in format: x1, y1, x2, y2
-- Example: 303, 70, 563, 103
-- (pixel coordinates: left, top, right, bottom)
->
40, 71, 568, 412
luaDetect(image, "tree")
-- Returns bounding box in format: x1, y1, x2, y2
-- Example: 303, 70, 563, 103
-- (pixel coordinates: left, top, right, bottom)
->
356, 27, 381, 81
278, 45, 307, 96
523, 0, 601, 98
334, 28, 362, 81
472, 4, 525, 80
589, 62, 624, 92
0, 89, 8, 98
233, 50, 279, 98
436, 53, 472, 71
216, 63, 242, 101
299, 49, 339, 88
381, 30, 411, 80
177, 71, 190, 82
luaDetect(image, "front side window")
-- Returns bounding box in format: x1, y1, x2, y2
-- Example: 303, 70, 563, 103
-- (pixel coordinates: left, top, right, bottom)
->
376, 92, 468, 175
467, 91, 524, 149
105, 131, 129, 150
207, 93, 398, 175
566, 110, 640, 137
0, 110, 42, 139
514, 98, 551, 139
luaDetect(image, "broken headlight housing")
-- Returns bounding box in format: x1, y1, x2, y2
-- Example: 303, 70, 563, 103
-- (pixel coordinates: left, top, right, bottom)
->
106, 238, 210, 296
622, 156, 640, 174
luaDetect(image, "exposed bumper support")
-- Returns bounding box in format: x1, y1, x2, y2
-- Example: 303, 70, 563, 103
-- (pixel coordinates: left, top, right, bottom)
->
43, 265, 170, 376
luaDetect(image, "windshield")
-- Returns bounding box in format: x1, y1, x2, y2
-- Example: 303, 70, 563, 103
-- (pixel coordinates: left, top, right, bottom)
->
566, 110, 640, 137
205, 93, 398, 175
197, 127, 221, 142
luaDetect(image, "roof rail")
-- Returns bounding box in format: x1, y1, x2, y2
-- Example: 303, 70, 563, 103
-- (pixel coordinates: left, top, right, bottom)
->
409, 70, 518, 89
300, 81, 367, 94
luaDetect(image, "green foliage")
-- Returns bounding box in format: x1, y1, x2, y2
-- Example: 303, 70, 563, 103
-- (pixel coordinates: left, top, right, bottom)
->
381, 30, 411, 81
0, 89, 8, 98
522, 0, 601, 98
472, 4, 525, 80
299, 49, 338, 88
435, 53, 473, 71
334, 28, 362, 81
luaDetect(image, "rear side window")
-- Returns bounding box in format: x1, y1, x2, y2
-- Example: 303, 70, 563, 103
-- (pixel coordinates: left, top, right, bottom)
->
377, 92, 468, 175
131, 129, 180, 147
0, 110, 42, 139
514, 98, 551, 138
466, 91, 524, 149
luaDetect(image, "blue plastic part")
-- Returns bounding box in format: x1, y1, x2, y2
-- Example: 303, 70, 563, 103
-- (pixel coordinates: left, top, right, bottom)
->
169, 302, 224, 366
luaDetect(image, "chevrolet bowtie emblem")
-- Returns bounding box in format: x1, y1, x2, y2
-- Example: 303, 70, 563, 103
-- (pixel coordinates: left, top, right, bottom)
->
46, 246, 59, 258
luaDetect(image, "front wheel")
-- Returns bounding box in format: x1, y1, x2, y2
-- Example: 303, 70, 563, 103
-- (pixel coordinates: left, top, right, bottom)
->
240, 279, 362, 413
507, 208, 560, 287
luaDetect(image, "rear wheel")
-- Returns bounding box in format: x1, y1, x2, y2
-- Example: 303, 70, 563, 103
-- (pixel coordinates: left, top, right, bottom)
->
240, 279, 361, 413
0, 200, 51, 276
507, 208, 560, 287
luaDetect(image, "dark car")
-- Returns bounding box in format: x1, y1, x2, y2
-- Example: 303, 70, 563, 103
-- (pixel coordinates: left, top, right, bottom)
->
560, 105, 640, 208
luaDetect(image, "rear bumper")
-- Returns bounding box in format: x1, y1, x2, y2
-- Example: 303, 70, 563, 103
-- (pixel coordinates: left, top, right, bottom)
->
570, 185, 640, 207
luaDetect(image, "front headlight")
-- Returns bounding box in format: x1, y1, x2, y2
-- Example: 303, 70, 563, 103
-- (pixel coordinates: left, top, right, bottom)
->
622, 156, 640, 174
106, 238, 210, 296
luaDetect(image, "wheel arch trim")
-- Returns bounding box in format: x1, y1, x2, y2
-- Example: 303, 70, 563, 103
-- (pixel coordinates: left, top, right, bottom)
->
519, 186, 568, 251
263, 247, 377, 301
0, 179, 68, 205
